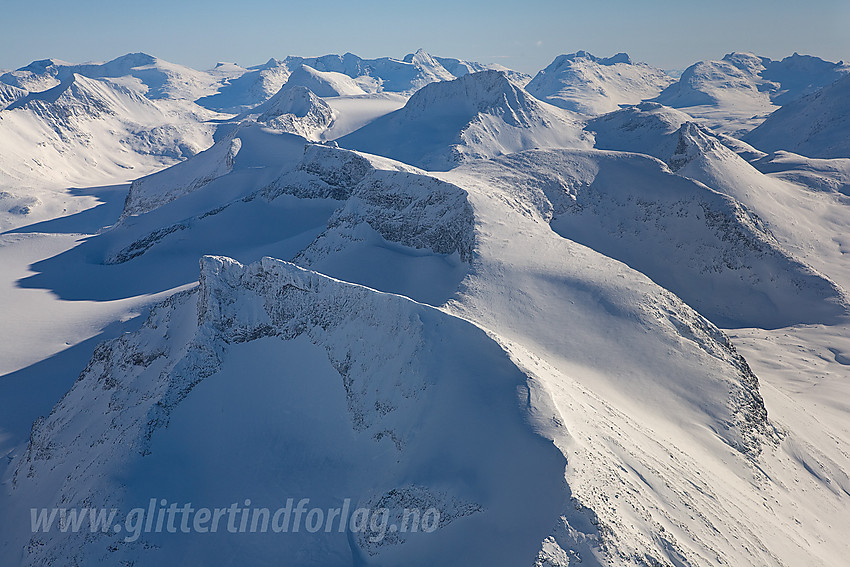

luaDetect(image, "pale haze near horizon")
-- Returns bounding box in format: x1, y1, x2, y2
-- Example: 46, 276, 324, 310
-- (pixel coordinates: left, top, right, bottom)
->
1, 0, 848, 74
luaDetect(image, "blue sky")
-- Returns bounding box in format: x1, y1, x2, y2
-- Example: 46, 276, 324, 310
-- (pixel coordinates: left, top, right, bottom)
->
2, 0, 848, 73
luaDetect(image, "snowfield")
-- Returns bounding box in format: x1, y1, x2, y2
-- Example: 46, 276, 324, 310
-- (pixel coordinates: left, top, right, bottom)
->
1, 48, 849, 567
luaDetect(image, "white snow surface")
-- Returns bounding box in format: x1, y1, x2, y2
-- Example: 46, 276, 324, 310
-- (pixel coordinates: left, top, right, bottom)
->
0, 48, 849, 567
236, 85, 335, 141
0, 73, 216, 195
525, 51, 673, 116
744, 73, 850, 158
653, 52, 850, 135
281, 65, 367, 98
0, 52, 223, 101
195, 49, 504, 113
339, 70, 592, 170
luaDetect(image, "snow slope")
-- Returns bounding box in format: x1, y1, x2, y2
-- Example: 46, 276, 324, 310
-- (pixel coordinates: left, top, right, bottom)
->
320, 92, 408, 140
0, 256, 582, 566
744, 73, 850, 158
675, 142, 850, 298
587, 101, 850, 308
587, 102, 766, 163
525, 51, 673, 115
101, 141, 459, 307
654, 52, 850, 135
752, 151, 850, 196
586, 101, 694, 158
338, 70, 592, 170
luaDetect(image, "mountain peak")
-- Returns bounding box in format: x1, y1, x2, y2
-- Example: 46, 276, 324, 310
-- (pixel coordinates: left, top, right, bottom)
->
402, 48, 432, 63
17, 58, 70, 72
106, 52, 158, 67
744, 72, 850, 158
403, 69, 534, 118
242, 84, 334, 140
282, 64, 366, 97
526, 52, 672, 115
556, 51, 634, 66
721, 51, 769, 72
338, 69, 591, 170
655, 51, 850, 133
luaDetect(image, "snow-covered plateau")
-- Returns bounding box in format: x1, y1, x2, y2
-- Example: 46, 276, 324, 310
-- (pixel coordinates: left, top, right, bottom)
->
1, 48, 849, 567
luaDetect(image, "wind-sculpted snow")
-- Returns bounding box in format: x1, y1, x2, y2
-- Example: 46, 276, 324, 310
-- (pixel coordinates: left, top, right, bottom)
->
525, 51, 673, 116
339, 70, 592, 170
3, 256, 585, 566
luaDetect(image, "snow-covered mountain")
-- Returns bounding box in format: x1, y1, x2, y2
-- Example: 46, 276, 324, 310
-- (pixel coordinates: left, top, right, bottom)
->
194, 57, 292, 113
586, 101, 694, 158
118, 122, 308, 220
586, 101, 765, 162
280, 65, 366, 97
301, 49, 457, 93
451, 148, 845, 329
2, 47, 850, 567
654, 52, 850, 135
338, 70, 592, 170
235, 85, 334, 140
432, 55, 531, 86
0, 73, 214, 188
588, 99, 850, 311
0, 52, 222, 101
0, 83, 27, 110
744, 73, 850, 158
3, 137, 798, 566
196, 49, 519, 113
525, 51, 673, 115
